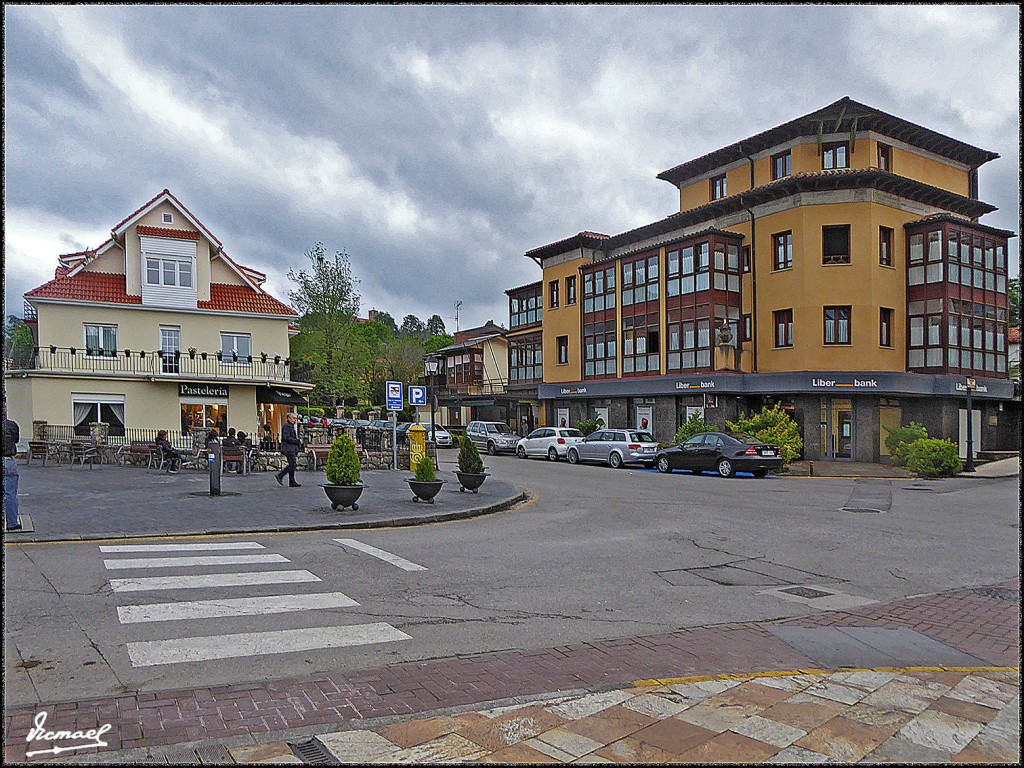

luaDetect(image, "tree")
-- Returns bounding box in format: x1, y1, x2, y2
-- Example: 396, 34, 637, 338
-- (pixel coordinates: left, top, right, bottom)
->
400, 314, 426, 337
1009, 277, 1021, 328
423, 334, 454, 355
426, 314, 447, 337
371, 310, 398, 333
287, 243, 362, 405
4, 315, 34, 367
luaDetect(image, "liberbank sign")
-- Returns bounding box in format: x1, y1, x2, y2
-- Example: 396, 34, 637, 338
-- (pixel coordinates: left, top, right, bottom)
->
538, 372, 1014, 400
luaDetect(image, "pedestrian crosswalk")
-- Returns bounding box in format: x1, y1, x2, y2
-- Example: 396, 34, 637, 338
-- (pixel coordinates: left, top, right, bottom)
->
103, 540, 413, 667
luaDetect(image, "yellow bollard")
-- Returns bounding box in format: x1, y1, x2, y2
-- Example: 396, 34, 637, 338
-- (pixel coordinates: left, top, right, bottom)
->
408, 424, 427, 470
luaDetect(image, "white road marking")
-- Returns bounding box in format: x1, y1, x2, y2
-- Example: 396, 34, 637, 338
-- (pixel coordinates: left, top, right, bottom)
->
117, 592, 360, 623
333, 538, 427, 571
109, 570, 321, 592
126, 623, 411, 666
104, 554, 289, 570
100, 542, 265, 553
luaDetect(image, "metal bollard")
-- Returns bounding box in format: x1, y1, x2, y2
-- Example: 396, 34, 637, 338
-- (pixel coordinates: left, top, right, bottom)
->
208, 439, 223, 496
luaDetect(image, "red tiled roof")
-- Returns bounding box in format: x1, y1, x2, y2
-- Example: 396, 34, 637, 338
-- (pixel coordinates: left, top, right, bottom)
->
137, 225, 201, 240
25, 272, 296, 316
201, 283, 297, 316
25, 271, 142, 305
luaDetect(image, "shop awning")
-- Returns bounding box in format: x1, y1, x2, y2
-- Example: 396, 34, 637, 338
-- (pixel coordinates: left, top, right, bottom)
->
256, 386, 308, 406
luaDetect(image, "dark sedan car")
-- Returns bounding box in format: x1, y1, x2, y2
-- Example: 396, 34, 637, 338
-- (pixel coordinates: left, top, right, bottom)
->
655, 432, 784, 478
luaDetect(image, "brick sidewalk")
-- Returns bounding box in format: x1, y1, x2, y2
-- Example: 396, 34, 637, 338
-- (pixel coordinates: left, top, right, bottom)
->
4, 581, 1019, 763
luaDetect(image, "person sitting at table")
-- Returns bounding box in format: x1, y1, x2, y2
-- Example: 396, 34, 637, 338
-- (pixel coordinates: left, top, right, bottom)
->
155, 430, 182, 474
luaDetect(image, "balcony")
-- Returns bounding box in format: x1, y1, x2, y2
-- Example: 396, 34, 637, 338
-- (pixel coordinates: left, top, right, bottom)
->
6, 346, 307, 386
435, 376, 508, 398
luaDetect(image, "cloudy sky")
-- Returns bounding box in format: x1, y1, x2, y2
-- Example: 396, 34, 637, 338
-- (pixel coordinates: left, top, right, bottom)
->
4, 4, 1020, 330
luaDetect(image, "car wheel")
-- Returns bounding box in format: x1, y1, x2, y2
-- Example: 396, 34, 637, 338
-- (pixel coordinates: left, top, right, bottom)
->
547, 447, 558, 462
487, 442, 497, 456
717, 458, 735, 478
657, 456, 671, 474
609, 452, 623, 469
752, 469, 768, 478
517, 445, 527, 459
567, 448, 579, 465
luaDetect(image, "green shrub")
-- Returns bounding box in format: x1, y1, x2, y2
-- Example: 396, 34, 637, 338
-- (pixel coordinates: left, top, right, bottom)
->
726, 404, 803, 464
575, 417, 604, 436
672, 413, 716, 445
413, 454, 438, 482
906, 438, 961, 478
457, 435, 485, 474
324, 434, 361, 485
884, 422, 929, 466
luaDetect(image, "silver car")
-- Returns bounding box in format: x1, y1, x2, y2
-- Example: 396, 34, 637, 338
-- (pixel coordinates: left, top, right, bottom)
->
516, 427, 585, 461
566, 429, 660, 468
466, 421, 519, 455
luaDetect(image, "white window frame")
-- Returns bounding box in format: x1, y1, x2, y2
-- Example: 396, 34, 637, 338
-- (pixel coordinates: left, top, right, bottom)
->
220, 333, 252, 365
84, 323, 118, 357
145, 256, 193, 288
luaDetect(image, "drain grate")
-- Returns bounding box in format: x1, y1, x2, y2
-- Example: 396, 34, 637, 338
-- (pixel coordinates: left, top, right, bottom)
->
291, 739, 341, 765
779, 586, 835, 599
972, 587, 1021, 601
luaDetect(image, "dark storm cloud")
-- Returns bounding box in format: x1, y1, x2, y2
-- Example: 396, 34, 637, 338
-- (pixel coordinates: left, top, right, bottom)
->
3, 4, 1019, 327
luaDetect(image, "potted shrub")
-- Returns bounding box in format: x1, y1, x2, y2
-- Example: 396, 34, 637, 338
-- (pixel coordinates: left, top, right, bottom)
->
454, 435, 488, 493
408, 454, 445, 503
188, 347, 197, 359
321, 434, 366, 511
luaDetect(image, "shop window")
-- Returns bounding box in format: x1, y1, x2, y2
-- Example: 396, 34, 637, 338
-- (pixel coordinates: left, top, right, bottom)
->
822, 226, 851, 265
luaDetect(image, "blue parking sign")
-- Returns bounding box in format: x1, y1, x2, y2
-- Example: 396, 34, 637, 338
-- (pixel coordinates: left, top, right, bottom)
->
386, 381, 403, 411
409, 385, 427, 406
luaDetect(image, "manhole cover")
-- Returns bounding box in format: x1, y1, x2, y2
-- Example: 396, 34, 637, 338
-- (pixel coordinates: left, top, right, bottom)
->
972, 587, 1021, 601
779, 586, 835, 599
842, 507, 883, 514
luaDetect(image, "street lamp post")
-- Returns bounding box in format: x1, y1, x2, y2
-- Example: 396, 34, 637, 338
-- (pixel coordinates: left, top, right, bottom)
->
424, 354, 440, 445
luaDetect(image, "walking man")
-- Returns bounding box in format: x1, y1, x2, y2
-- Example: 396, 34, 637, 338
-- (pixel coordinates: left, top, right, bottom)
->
275, 412, 302, 488
3, 405, 22, 532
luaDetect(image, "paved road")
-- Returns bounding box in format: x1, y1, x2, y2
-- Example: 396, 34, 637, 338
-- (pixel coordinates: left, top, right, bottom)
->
4, 452, 1018, 713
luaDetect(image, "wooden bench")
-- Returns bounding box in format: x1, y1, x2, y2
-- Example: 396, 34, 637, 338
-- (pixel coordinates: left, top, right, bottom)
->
118, 441, 156, 467
221, 445, 249, 475
306, 444, 332, 471
27, 441, 61, 466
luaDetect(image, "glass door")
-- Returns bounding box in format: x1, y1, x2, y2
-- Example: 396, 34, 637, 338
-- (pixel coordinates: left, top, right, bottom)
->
160, 327, 180, 374
820, 398, 854, 460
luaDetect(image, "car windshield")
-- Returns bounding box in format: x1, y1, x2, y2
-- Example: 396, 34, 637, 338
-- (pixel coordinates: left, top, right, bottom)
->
728, 433, 764, 444
561, 429, 583, 438
487, 424, 511, 434
630, 432, 655, 443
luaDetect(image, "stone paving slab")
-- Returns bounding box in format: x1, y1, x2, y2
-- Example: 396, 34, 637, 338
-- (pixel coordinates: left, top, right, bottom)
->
4, 580, 1017, 764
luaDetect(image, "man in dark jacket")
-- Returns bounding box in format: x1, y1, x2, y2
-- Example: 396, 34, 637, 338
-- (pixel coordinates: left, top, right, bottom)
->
275, 412, 302, 487
3, 406, 22, 531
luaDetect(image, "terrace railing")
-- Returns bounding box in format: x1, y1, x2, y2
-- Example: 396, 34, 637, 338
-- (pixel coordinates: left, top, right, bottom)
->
11, 346, 301, 384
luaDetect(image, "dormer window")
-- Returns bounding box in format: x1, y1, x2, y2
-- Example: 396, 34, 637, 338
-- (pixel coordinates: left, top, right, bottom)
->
139, 233, 198, 309
146, 257, 193, 287
162, 213, 173, 224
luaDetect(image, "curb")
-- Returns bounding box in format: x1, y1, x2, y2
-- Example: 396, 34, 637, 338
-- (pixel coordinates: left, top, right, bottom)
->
2, 490, 530, 545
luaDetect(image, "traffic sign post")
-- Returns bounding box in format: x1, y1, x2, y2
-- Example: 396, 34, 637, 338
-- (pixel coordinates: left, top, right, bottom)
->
409, 386, 427, 407
386, 381, 403, 469
964, 377, 976, 473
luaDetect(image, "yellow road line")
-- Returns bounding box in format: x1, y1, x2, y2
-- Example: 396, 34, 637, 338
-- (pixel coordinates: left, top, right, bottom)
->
633, 665, 1019, 687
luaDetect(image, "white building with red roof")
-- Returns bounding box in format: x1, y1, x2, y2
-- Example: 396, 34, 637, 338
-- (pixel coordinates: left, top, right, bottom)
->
5, 190, 312, 442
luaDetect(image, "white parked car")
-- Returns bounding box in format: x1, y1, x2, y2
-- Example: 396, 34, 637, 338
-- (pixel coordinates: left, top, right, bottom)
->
516, 427, 586, 461
425, 425, 453, 448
